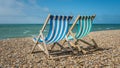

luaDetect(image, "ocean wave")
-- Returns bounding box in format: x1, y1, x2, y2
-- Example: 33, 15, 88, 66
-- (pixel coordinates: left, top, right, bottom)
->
44, 30, 48, 32
110, 27, 114, 28
23, 30, 30, 34
31, 34, 37, 37
106, 28, 111, 29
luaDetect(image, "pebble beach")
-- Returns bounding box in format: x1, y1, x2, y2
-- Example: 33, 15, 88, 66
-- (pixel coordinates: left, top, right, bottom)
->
0, 30, 120, 68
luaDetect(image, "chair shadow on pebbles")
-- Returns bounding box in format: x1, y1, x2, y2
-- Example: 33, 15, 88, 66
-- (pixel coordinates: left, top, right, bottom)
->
30, 44, 111, 61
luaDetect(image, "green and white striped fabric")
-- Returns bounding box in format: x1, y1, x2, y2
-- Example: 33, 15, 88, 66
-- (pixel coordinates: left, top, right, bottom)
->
68, 16, 94, 40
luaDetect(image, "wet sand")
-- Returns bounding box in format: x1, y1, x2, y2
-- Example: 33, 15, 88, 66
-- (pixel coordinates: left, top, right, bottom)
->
0, 30, 120, 68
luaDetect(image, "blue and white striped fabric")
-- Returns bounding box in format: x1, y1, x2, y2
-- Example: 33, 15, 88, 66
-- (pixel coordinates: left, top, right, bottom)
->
33, 15, 72, 44
75, 16, 93, 39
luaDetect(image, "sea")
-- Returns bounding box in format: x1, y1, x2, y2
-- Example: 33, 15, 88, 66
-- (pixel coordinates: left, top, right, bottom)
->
0, 24, 120, 40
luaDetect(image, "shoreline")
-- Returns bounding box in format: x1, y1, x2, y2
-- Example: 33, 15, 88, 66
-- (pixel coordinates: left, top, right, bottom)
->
0, 30, 120, 67
0, 29, 120, 41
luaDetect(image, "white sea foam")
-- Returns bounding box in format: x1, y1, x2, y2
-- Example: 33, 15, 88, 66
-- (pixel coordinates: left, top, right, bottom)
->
23, 30, 30, 34
31, 34, 37, 37
44, 30, 48, 32
1, 38, 10, 40
106, 28, 110, 29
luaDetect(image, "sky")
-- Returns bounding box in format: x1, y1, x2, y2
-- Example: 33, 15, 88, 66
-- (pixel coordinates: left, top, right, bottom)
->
0, 0, 120, 24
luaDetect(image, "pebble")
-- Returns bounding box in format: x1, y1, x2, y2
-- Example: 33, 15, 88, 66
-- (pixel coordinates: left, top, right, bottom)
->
8, 54, 12, 58
0, 64, 2, 68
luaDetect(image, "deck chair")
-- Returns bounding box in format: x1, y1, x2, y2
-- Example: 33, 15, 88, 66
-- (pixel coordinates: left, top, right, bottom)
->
62, 15, 98, 54
31, 14, 73, 58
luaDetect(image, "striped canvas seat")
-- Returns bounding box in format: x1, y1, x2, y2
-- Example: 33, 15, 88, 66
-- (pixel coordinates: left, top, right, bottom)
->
75, 16, 92, 39
68, 16, 93, 40
33, 15, 72, 44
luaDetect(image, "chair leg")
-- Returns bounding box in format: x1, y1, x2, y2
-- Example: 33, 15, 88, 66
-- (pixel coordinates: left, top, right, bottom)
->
91, 39, 98, 48
88, 35, 98, 48
40, 37, 49, 57
40, 31, 50, 57
73, 39, 87, 54
68, 41, 77, 48
61, 39, 66, 46
56, 41, 74, 54
67, 42, 74, 52
79, 39, 94, 46
43, 43, 49, 57
56, 42, 65, 50
68, 41, 80, 54
31, 42, 38, 54
51, 43, 56, 50
75, 40, 79, 45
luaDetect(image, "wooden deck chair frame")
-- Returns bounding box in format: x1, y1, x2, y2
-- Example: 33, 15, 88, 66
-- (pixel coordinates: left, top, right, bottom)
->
61, 14, 98, 54
31, 14, 51, 57
31, 14, 73, 58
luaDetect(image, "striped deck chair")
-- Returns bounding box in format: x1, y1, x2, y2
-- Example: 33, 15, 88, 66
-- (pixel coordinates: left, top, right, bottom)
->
62, 15, 98, 54
31, 14, 73, 57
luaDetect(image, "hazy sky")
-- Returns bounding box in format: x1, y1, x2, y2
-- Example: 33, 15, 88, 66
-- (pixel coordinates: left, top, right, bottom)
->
0, 0, 120, 24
